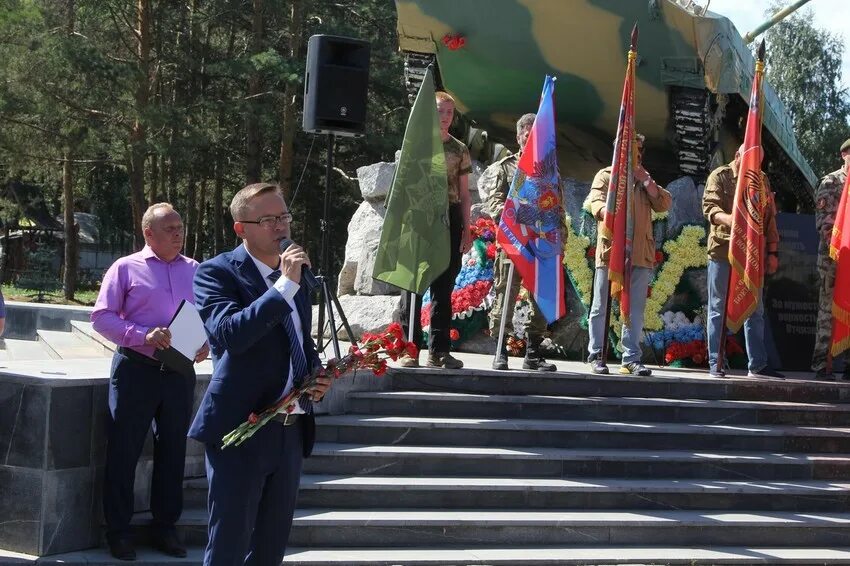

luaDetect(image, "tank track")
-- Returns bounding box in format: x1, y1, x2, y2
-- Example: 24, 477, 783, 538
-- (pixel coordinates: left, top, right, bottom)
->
404, 51, 440, 104
670, 87, 719, 179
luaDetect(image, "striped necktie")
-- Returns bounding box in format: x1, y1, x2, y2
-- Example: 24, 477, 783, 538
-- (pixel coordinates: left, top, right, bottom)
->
268, 269, 311, 412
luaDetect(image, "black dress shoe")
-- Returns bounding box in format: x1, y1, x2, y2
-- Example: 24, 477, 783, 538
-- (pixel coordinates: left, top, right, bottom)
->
151, 531, 187, 558
108, 537, 136, 561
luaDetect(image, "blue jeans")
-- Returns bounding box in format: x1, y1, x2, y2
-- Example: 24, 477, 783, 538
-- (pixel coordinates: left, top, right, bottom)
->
706, 259, 766, 372
588, 265, 652, 364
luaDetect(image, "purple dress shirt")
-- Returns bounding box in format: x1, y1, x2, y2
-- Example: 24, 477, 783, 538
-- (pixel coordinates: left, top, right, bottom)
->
91, 245, 199, 359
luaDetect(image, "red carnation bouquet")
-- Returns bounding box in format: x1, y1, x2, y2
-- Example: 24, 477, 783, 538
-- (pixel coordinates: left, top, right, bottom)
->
221, 322, 416, 448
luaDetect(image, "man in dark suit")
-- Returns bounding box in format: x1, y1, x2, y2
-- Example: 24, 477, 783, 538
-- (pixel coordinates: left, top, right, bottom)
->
190, 183, 332, 566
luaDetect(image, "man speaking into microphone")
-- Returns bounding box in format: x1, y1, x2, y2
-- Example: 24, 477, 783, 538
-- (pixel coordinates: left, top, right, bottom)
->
190, 182, 332, 566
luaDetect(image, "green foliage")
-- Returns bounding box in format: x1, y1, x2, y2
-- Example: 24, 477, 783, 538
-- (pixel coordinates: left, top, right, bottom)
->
763, 2, 850, 177
0, 0, 407, 277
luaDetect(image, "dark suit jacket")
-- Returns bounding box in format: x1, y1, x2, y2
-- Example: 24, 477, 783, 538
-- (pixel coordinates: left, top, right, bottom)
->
188, 244, 320, 457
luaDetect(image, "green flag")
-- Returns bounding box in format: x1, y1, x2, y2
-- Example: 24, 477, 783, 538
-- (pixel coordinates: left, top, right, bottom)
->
372, 66, 449, 294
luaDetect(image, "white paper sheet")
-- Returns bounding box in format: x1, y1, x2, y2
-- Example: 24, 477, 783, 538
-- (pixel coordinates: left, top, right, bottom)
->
167, 301, 208, 360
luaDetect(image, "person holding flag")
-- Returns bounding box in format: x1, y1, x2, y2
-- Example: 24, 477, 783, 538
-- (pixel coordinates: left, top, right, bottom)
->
492, 76, 567, 370
811, 138, 850, 381
703, 42, 783, 380
823, 140, 850, 376
484, 113, 557, 371
703, 146, 781, 378
373, 69, 472, 369
586, 133, 671, 376
584, 27, 671, 377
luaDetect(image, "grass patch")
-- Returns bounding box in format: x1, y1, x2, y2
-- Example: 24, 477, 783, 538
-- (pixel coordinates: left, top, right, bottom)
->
2, 284, 98, 306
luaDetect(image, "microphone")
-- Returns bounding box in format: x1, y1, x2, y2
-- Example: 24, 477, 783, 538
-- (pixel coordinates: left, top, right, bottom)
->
278, 238, 319, 290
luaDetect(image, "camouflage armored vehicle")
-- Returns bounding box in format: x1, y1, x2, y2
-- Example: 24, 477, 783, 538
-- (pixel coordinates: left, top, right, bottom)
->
394, 0, 817, 211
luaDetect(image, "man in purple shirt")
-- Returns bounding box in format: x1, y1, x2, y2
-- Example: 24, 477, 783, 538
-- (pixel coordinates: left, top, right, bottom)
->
92, 203, 209, 561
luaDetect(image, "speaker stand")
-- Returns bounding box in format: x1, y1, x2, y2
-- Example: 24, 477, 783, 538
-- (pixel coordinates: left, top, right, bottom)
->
315, 133, 356, 359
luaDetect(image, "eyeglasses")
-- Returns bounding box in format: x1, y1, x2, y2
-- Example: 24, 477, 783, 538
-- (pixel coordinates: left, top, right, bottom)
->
239, 213, 293, 229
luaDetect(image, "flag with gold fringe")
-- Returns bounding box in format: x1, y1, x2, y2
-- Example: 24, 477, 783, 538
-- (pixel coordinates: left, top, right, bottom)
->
726, 42, 767, 332
830, 170, 850, 356
602, 25, 638, 325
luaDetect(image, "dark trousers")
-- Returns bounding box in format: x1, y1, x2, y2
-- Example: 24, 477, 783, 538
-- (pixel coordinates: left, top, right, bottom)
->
203, 420, 304, 566
401, 203, 463, 354
103, 351, 195, 541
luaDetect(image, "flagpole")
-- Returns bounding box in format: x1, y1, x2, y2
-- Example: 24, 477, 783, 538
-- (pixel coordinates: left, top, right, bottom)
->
408, 291, 417, 345
495, 262, 515, 364
600, 23, 638, 366
719, 40, 767, 376
601, 279, 613, 362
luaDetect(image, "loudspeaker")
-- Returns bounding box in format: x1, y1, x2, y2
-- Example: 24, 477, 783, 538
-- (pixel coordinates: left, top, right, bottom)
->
302, 35, 371, 137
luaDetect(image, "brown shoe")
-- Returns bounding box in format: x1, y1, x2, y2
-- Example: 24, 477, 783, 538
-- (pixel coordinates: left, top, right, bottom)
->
427, 352, 464, 369
398, 353, 420, 368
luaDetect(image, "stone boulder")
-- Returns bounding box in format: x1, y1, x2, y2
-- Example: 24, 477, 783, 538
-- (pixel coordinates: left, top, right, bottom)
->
337, 200, 390, 296
311, 294, 404, 340
665, 176, 704, 237
356, 161, 396, 202
563, 177, 593, 223
353, 242, 398, 296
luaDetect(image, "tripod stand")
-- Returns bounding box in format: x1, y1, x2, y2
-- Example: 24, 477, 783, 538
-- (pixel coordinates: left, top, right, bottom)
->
314, 133, 356, 359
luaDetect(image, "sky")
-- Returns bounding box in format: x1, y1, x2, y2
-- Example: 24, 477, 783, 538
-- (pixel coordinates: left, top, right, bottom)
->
705, 0, 850, 87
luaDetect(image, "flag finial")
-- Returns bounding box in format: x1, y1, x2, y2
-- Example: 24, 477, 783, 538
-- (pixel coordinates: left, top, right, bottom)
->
630, 23, 639, 51
757, 40, 766, 62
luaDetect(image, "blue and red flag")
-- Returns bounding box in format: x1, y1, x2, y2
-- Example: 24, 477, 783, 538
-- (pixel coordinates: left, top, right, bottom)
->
495, 76, 566, 324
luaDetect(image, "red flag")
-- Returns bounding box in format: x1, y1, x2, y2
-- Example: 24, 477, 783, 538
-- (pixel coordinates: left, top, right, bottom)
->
602, 26, 638, 324
726, 48, 766, 333
830, 171, 850, 356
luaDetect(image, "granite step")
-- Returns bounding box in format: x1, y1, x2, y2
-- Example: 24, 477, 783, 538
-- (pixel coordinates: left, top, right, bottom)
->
70, 320, 116, 352
139, 508, 850, 548
316, 414, 850, 454
303, 443, 850, 480
183, 475, 850, 512
36, 330, 110, 359
347, 390, 850, 426
10, 545, 850, 565
387, 367, 850, 404
0, 338, 60, 361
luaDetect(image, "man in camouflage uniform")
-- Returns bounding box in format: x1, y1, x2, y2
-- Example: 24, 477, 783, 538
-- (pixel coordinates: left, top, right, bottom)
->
482, 113, 556, 371
812, 138, 850, 380
398, 91, 473, 370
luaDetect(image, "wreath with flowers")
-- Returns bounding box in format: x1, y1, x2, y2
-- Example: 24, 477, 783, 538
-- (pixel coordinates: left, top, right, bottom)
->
563, 200, 720, 363
416, 199, 735, 366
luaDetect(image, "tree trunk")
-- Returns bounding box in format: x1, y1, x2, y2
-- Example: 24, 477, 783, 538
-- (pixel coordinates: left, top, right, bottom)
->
159, 156, 168, 205
129, 0, 152, 250
62, 150, 78, 300
245, 0, 264, 183
213, 154, 224, 255
278, 0, 307, 202
193, 178, 207, 260
0, 227, 9, 284
149, 154, 159, 205
184, 172, 197, 258
66, 0, 75, 34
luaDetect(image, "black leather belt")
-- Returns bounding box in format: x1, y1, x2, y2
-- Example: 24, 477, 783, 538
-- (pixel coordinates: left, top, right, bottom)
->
117, 346, 166, 370
271, 412, 300, 426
